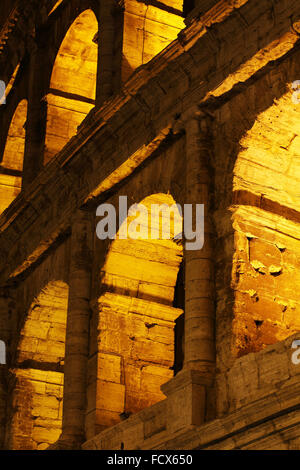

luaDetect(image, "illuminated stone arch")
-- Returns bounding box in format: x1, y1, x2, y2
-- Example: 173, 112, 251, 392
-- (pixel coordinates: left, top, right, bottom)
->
44, 9, 98, 164
226, 81, 300, 359
0, 99, 27, 214
7, 281, 69, 450
88, 193, 184, 434
4, 63, 20, 99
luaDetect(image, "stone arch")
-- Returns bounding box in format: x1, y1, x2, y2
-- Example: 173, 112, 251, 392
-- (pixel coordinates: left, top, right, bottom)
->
4, 63, 20, 100
0, 99, 27, 214
232, 90, 300, 357
6, 281, 69, 450
88, 193, 184, 434
44, 8, 98, 164
214, 65, 300, 365
120, 0, 185, 83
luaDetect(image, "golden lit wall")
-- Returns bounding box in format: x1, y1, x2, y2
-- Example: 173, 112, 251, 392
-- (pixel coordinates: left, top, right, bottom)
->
7, 281, 68, 450
87, 194, 183, 435
121, 1, 185, 81
0, 99, 27, 214
231, 90, 300, 357
44, 9, 98, 164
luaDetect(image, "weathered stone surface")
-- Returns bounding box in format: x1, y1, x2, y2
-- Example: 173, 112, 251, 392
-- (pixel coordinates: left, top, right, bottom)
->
0, 0, 300, 451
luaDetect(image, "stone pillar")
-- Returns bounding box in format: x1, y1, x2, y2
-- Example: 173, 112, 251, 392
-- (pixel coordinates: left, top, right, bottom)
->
96, 0, 118, 106
59, 210, 93, 448
183, 110, 215, 375
22, 38, 48, 188
161, 107, 215, 431
0, 288, 14, 449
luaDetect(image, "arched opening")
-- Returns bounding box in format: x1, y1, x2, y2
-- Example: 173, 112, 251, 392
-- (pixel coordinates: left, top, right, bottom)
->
121, 1, 185, 82
0, 99, 27, 214
3, 63, 20, 100
7, 281, 68, 450
44, 9, 98, 164
88, 193, 184, 433
231, 89, 300, 358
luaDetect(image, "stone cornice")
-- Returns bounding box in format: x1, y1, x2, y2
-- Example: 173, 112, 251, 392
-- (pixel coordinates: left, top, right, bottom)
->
83, 330, 300, 449
149, 378, 300, 449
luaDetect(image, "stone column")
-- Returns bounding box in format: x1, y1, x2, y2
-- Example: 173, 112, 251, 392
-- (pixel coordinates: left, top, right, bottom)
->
0, 288, 14, 449
183, 110, 215, 376
96, 0, 117, 106
59, 210, 93, 448
161, 107, 215, 431
22, 38, 48, 188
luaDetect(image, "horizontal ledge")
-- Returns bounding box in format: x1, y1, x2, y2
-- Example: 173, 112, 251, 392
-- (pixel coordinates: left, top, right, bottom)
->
232, 189, 300, 225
